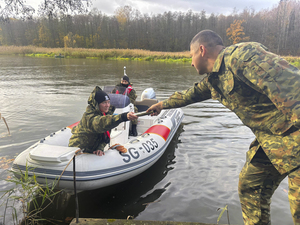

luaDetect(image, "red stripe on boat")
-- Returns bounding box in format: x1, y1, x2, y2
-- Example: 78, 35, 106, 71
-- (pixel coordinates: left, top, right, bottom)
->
143, 125, 170, 141
67, 121, 80, 129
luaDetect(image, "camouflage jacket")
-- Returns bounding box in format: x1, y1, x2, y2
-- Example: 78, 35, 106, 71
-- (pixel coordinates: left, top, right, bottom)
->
162, 42, 300, 174
113, 83, 137, 105
68, 86, 128, 153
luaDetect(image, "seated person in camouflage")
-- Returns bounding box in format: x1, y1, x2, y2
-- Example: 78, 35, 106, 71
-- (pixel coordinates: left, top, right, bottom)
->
68, 86, 137, 156
113, 75, 138, 136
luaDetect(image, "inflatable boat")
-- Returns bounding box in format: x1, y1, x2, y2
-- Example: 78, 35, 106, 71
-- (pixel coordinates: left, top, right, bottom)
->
11, 87, 184, 192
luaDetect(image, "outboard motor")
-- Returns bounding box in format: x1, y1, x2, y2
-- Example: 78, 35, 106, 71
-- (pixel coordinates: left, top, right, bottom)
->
141, 88, 156, 100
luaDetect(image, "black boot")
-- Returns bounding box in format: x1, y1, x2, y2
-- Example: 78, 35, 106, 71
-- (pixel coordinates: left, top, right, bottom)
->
131, 124, 138, 136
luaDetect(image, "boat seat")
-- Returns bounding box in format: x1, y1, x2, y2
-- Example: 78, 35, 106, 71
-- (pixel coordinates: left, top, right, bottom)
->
135, 99, 158, 112
108, 93, 130, 108
29, 144, 79, 162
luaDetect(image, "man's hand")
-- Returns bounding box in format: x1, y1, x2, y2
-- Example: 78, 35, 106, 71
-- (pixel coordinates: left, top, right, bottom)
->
146, 101, 163, 116
93, 150, 105, 156
127, 112, 138, 121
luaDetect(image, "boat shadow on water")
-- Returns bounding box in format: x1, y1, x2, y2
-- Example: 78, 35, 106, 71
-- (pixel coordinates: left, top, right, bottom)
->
32, 124, 184, 224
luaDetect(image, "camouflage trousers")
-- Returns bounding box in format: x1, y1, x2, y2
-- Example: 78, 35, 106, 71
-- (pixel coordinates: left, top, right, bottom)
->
239, 147, 300, 225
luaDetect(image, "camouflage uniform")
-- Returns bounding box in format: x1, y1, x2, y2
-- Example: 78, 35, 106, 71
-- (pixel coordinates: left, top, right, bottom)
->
162, 42, 300, 224
113, 82, 138, 125
68, 86, 128, 153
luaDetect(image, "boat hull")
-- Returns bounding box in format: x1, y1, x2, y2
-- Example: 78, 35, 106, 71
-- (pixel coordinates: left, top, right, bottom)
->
12, 108, 184, 192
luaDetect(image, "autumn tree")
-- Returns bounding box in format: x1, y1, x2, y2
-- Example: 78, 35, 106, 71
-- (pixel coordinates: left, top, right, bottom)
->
38, 22, 51, 47
64, 32, 76, 48
114, 5, 134, 48
226, 19, 250, 44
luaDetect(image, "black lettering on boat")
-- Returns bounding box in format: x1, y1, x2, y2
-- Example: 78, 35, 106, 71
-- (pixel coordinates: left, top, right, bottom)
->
121, 152, 131, 163
150, 138, 158, 148
129, 147, 140, 159
142, 143, 151, 153
146, 140, 155, 150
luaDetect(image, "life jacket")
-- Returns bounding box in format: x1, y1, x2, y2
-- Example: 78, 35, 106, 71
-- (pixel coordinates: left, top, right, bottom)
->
115, 85, 133, 96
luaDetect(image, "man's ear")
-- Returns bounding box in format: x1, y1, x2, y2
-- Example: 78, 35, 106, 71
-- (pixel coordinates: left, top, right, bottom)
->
199, 45, 206, 56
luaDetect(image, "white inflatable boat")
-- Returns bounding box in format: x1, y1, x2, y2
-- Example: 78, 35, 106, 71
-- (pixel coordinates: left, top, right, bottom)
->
12, 87, 184, 192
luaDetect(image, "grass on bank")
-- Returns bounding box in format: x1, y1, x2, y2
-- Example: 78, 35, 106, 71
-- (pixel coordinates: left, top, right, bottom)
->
0, 45, 300, 67
0, 46, 191, 63
1, 165, 61, 225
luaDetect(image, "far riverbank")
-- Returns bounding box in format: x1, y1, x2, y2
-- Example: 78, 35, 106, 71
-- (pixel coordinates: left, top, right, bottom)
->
0, 46, 190, 63
0, 46, 299, 67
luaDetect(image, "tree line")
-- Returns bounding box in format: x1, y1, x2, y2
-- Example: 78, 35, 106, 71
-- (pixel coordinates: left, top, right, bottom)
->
0, 0, 299, 56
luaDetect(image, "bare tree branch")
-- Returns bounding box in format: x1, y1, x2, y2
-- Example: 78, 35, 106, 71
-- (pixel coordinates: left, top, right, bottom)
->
0, 0, 92, 21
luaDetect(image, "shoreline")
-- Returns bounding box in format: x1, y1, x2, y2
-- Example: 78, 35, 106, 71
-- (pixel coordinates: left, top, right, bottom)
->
0, 46, 191, 63
0, 46, 299, 67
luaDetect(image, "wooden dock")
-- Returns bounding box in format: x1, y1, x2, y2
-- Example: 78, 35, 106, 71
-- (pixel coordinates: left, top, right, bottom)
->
70, 218, 226, 225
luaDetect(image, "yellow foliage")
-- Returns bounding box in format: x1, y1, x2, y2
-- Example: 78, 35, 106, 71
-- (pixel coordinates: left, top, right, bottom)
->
226, 19, 250, 44
38, 23, 51, 47
74, 34, 85, 48
64, 32, 76, 48
114, 5, 132, 26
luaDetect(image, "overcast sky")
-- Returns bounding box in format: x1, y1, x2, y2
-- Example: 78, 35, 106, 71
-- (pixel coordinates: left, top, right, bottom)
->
91, 0, 280, 16
25, 0, 280, 16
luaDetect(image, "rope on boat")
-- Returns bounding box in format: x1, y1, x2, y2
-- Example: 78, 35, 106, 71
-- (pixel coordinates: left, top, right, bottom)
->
56, 145, 127, 223
73, 153, 79, 223
57, 149, 82, 223
58, 149, 83, 181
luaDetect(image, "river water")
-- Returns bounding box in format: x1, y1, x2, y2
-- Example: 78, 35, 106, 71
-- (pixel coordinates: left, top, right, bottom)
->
0, 55, 293, 224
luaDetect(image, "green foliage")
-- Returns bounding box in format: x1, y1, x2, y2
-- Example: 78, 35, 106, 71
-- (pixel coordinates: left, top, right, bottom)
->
292, 61, 300, 68
25, 53, 55, 58
284, 56, 300, 68
145, 56, 154, 61
1, 164, 61, 225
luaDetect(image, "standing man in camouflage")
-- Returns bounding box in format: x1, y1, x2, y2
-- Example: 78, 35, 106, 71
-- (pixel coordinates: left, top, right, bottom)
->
147, 29, 300, 224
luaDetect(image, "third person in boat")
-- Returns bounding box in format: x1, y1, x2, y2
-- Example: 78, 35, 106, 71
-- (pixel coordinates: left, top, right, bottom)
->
113, 75, 139, 136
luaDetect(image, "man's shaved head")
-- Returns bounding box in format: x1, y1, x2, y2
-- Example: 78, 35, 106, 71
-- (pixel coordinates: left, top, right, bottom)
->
190, 30, 224, 52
